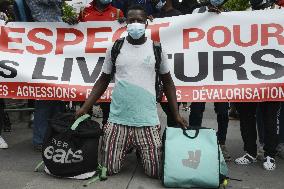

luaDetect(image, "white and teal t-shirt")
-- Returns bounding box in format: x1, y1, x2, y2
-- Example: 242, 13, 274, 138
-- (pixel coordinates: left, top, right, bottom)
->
102, 38, 170, 127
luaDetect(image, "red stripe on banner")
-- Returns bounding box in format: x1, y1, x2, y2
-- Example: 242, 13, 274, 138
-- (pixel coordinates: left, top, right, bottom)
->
0, 82, 284, 102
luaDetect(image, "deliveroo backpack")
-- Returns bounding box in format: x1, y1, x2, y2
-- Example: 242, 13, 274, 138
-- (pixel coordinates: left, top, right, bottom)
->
163, 127, 228, 188
40, 113, 102, 179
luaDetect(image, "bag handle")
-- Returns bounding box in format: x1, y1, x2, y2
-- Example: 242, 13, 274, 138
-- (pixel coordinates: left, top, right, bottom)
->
182, 128, 200, 139
71, 114, 90, 131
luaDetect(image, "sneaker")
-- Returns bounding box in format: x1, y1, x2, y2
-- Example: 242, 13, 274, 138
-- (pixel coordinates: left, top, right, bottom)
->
263, 156, 276, 171
220, 145, 232, 161
276, 143, 284, 159
235, 153, 257, 165
0, 136, 8, 149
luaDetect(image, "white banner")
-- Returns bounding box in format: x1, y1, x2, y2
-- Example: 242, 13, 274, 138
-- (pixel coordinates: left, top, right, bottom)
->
0, 9, 284, 102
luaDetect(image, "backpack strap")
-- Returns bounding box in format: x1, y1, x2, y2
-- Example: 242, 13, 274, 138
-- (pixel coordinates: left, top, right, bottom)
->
198, 6, 207, 13
111, 37, 125, 78
153, 41, 163, 102
116, 9, 120, 20
153, 41, 162, 75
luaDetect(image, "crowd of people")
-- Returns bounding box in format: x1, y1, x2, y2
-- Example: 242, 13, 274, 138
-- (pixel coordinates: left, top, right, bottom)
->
0, 0, 284, 181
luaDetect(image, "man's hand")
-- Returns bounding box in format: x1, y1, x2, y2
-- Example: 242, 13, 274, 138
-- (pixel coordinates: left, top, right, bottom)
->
175, 115, 188, 129
75, 107, 88, 119
147, 15, 154, 22
208, 5, 222, 14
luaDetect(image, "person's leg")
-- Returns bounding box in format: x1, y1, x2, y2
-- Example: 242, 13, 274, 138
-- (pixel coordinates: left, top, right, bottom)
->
33, 100, 51, 147
279, 103, 284, 143
100, 102, 111, 126
101, 123, 131, 175
256, 104, 265, 145
235, 102, 258, 162
214, 102, 229, 145
0, 99, 8, 149
261, 102, 279, 158
33, 100, 65, 148
229, 103, 239, 119
0, 99, 4, 135
261, 102, 280, 171
278, 102, 284, 158
134, 125, 162, 178
215, 102, 231, 161
189, 102, 206, 127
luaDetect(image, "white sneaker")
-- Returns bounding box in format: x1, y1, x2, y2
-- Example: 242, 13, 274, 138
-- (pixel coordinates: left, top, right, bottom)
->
263, 156, 276, 171
0, 136, 8, 149
235, 153, 257, 165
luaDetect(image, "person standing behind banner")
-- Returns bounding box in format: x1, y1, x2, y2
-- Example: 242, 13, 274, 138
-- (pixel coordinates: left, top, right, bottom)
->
0, 0, 16, 149
234, 0, 281, 171
112, 0, 158, 17
0, 99, 8, 149
15, 0, 71, 152
187, 0, 231, 162
79, 0, 124, 126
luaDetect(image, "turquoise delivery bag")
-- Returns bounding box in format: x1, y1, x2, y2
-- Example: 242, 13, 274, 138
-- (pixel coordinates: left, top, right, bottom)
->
163, 127, 228, 188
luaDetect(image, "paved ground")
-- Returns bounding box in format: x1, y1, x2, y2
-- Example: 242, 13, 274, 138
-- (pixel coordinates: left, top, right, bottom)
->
0, 103, 283, 189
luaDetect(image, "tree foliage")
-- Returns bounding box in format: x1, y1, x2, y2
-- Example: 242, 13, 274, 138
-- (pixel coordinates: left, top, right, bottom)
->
223, 0, 251, 11
62, 2, 78, 22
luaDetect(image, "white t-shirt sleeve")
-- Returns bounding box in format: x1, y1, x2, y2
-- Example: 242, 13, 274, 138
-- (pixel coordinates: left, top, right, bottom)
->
101, 48, 113, 74
159, 50, 170, 74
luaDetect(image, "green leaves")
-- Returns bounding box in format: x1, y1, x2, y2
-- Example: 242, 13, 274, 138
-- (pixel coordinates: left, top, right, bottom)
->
223, 0, 251, 11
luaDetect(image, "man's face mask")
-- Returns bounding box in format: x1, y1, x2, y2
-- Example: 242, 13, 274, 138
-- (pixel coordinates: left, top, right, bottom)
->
209, 0, 225, 6
127, 23, 146, 40
99, 0, 112, 4
155, 0, 166, 10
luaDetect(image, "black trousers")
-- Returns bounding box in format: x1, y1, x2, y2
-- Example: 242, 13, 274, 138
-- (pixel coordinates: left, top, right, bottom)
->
0, 99, 5, 135
236, 102, 280, 157
189, 102, 229, 145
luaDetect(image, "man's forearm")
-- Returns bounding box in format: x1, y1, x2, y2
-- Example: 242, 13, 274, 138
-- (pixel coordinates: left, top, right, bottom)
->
161, 73, 179, 119
82, 73, 111, 111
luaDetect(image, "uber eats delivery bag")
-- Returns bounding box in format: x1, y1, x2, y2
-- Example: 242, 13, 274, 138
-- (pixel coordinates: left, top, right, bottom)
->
163, 127, 228, 188
42, 113, 102, 179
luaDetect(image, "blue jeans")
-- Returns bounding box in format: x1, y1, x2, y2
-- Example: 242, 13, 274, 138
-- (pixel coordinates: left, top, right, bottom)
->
189, 102, 229, 145
33, 100, 65, 145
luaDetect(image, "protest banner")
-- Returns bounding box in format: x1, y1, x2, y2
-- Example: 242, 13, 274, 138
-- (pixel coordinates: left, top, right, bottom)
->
0, 9, 284, 102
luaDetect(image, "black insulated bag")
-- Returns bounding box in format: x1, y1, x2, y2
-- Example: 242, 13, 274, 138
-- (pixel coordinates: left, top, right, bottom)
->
42, 113, 102, 179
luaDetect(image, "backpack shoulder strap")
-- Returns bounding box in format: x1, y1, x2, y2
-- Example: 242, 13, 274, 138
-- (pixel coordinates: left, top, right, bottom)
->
116, 9, 120, 20
198, 6, 207, 13
153, 41, 162, 74
111, 37, 125, 77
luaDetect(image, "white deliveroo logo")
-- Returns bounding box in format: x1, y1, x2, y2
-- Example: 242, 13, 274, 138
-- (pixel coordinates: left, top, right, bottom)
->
182, 150, 201, 169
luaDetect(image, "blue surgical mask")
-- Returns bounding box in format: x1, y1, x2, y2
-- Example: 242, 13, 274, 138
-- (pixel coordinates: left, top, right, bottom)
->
127, 23, 146, 40
210, 0, 224, 6
99, 0, 112, 4
155, 0, 166, 10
